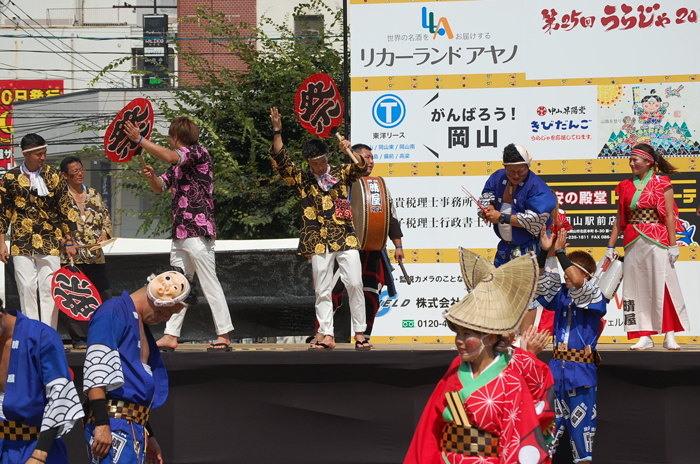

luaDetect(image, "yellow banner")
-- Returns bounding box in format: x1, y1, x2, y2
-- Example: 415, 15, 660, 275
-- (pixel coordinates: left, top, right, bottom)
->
388, 246, 700, 264
352, 73, 697, 92
373, 158, 699, 177
370, 335, 700, 344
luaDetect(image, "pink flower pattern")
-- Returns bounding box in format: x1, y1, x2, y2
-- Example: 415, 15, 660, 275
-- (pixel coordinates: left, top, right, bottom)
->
160, 144, 216, 239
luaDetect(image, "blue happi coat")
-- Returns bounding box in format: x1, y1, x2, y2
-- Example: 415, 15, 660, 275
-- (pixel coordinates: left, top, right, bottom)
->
0, 310, 83, 464
83, 291, 169, 464
479, 169, 556, 265
537, 273, 607, 390
83, 290, 168, 408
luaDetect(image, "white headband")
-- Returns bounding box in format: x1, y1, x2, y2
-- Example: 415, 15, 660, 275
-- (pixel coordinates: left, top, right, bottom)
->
502, 145, 532, 168
22, 144, 48, 154
572, 261, 592, 277
306, 153, 328, 161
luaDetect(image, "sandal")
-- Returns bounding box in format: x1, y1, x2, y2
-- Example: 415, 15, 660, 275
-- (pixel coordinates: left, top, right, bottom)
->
355, 339, 371, 352
308, 342, 333, 351
73, 341, 87, 350
207, 343, 232, 352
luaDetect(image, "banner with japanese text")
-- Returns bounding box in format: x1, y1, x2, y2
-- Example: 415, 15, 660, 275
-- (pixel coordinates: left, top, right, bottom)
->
350, 0, 700, 344
0, 80, 64, 176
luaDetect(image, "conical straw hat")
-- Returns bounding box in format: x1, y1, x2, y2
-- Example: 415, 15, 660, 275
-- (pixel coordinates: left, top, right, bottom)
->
459, 247, 497, 292
444, 251, 538, 334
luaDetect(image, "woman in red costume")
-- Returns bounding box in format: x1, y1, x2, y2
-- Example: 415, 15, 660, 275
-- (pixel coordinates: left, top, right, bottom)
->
404, 252, 550, 464
607, 143, 689, 350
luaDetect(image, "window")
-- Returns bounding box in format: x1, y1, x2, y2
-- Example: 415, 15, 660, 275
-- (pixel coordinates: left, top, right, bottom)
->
294, 14, 324, 47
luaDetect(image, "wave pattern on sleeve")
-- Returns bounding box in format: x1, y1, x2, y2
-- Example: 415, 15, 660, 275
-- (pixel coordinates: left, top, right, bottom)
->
569, 281, 603, 309
83, 343, 125, 393
42, 377, 84, 436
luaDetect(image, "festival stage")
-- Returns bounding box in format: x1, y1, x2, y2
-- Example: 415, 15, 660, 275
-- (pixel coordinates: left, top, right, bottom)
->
62, 343, 700, 464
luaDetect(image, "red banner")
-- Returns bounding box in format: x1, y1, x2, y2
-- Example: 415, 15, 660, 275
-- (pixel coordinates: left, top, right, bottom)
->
0, 80, 64, 175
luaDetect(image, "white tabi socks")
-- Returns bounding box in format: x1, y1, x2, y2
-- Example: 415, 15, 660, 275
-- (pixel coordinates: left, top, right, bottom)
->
629, 335, 654, 351
663, 331, 681, 351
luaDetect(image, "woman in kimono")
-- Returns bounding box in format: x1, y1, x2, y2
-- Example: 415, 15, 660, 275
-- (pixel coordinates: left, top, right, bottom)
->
404, 253, 550, 464
607, 143, 689, 350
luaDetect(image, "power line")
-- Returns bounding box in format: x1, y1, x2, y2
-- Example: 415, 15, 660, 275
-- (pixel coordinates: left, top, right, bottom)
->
0, 34, 342, 42
0, 11, 111, 86
0, 49, 247, 56
5, 1, 131, 87
0, 62, 194, 73
7, 1, 127, 75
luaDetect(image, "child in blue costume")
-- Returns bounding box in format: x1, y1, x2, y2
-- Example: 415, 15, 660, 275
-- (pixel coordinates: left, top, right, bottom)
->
83, 269, 196, 464
536, 227, 606, 463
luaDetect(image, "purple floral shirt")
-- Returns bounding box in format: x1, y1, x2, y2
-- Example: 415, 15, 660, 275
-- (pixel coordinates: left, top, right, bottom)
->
160, 144, 216, 240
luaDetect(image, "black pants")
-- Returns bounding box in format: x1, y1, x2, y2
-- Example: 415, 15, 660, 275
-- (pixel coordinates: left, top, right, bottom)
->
66, 263, 112, 344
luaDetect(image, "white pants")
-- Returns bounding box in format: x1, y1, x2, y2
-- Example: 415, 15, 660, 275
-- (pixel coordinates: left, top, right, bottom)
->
164, 237, 234, 337
311, 248, 366, 336
13, 254, 60, 329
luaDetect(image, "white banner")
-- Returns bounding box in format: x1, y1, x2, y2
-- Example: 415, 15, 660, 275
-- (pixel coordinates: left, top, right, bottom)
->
350, 0, 700, 344
527, 0, 700, 79
352, 86, 600, 163
351, 0, 526, 77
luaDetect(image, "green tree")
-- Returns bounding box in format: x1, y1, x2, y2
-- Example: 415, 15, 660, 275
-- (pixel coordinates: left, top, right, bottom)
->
126, 0, 348, 239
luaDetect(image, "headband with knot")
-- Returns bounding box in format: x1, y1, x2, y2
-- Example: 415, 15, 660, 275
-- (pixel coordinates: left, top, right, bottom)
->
502, 145, 532, 168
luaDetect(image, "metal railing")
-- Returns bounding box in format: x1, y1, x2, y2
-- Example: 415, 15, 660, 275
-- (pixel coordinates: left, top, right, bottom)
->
46, 7, 138, 27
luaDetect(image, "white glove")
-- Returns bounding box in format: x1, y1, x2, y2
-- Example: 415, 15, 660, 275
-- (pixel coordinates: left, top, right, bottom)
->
605, 247, 615, 261
668, 245, 679, 266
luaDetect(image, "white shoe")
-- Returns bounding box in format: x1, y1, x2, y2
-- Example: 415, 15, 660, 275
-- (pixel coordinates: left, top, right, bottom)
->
663, 332, 681, 351
630, 336, 654, 351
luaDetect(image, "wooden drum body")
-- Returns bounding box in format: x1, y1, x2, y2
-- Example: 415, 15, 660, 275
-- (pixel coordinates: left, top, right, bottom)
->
350, 176, 390, 250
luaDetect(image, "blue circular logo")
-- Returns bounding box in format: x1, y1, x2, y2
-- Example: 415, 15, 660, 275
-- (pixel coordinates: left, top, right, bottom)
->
376, 290, 397, 318
372, 94, 406, 128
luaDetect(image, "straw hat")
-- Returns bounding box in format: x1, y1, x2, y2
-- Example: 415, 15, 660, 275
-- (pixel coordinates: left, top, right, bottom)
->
459, 246, 497, 292
444, 249, 538, 334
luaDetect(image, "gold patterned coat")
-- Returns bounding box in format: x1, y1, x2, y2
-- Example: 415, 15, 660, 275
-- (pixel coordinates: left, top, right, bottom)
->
60, 186, 112, 265
0, 165, 76, 256
270, 146, 365, 257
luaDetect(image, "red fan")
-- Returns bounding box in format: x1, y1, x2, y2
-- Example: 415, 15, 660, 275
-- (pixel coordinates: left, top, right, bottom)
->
51, 265, 102, 321
295, 73, 344, 139
104, 98, 154, 166
295, 73, 358, 163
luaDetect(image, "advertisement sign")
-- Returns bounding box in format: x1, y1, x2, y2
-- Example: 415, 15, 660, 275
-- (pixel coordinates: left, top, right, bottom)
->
350, 0, 700, 344
0, 80, 63, 176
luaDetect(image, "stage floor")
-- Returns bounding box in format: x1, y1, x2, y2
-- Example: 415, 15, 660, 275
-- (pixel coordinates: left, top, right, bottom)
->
63, 343, 700, 464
